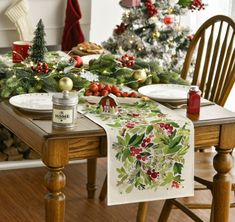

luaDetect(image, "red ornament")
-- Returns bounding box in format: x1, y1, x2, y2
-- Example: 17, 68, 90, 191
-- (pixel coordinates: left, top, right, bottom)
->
115, 22, 127, 35
73, 55, 83, 68
163, 16, 174, 25
31, 62, 49, 74
191, 0, 205, 11
144, 0, 157, 17
119, 54, 135, 67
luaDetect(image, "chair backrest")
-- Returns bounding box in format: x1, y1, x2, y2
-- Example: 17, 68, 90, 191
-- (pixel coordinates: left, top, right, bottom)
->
181, 15, 235, 106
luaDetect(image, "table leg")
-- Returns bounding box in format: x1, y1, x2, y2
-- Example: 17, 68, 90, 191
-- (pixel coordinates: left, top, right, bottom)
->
42, 139, 69, 222
87, 158, 97, 199
210, 148, 233, 222
136, 202, 149, 222
44, 166, 66, 222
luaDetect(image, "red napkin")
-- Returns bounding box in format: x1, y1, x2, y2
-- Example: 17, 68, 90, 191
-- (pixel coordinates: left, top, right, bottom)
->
61, 0, 85, 51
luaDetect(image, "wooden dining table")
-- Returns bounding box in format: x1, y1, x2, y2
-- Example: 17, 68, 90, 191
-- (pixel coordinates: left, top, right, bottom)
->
0, 99, 235, 222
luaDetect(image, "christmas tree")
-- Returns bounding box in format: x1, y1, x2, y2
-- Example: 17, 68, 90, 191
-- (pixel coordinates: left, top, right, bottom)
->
30, 19, 47, 63
102, 0, 205, 71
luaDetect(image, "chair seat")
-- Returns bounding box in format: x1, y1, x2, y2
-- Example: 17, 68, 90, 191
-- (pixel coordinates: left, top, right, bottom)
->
195, 152, 235, 191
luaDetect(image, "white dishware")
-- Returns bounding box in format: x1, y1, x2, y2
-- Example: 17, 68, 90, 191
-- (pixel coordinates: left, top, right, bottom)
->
138, 84, 191, 102
9, 93, 57, 112
81, 54, 100, 65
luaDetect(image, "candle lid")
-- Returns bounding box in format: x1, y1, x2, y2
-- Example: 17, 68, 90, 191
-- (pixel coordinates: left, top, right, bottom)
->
52, 92, 78, 106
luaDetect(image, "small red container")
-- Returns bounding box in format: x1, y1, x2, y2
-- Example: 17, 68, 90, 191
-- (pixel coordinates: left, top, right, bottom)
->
12, 41, 31, 63
187, 86, 201, 114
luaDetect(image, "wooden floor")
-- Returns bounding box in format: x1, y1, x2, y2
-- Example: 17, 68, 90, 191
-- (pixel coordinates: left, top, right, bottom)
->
0, 158, 234, 222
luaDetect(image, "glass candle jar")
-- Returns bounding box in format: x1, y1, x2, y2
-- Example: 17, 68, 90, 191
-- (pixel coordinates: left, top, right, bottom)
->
52, 91, 78, 128
187, 86, 201, 115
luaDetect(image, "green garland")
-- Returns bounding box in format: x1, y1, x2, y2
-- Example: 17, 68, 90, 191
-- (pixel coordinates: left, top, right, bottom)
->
0, 52, 188, 98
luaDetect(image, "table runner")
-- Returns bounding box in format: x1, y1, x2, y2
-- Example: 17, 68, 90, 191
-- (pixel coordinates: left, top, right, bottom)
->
77, 99, 194, 205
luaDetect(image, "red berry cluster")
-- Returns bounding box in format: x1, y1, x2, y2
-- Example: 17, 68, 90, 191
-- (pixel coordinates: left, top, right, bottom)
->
159, 123, 174, 134
119, 54, 135, 67
126, 122, 136, 129
115, 22, 127, 35
171, 180, 180, 188
85, 82, 138, 97
145, 0, 158, 17
130, 147, 147, 161
147, 169, 160, 179
190, 0, 205, 11
31, 62, 49, 74
141, 134, 153, 148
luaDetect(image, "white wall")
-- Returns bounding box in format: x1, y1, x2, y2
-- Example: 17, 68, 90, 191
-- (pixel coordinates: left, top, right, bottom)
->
89, 0, 123, 44
0, 0, 91, 48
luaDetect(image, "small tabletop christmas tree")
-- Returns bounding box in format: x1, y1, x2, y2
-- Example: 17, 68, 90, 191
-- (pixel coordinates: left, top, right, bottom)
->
30, 19, 47, 63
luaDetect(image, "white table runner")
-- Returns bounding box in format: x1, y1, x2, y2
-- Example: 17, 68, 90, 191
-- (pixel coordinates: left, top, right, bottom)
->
78, 99, 194, 205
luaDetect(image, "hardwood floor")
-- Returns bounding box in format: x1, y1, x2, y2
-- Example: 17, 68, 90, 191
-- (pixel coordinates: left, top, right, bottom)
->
0, 158, 234, 222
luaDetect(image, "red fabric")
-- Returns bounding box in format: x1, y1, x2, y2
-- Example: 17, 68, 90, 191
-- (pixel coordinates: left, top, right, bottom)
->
61, 0, 85, 51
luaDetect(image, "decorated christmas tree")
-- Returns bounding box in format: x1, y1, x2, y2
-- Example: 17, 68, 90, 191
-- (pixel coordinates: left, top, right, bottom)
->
102, 0, 205, 71
30, 19, 47, 63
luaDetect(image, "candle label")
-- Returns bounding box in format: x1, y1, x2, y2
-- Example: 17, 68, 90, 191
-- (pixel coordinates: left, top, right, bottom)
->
53, 109, 73, 124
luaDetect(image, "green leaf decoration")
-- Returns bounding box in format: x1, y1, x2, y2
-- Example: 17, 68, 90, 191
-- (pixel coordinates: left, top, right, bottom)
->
146, 125, 153, 135
117, 136, 126, 146
128, 133, 145, 146
126, 184, 134, 193
122, 149, 131, 162
173, 162, 184, 175
125, 133, 131, 144
169, 136, 183, 149
160, 172, 174, 186
167, 145, 182, 154
128, 134, 137, 145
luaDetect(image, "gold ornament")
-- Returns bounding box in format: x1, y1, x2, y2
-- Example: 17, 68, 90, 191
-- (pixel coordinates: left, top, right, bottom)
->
167, 7, 174, 14
132, 69, 147, 83
59, 77, 73, 91
152, 31, 161, 39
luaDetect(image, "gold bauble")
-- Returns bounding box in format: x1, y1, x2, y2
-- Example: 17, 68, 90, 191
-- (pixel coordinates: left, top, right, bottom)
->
59, 77, 73, 91
167, 7, 174, 14
133, 69, 147, 83
152, 31, 160, 39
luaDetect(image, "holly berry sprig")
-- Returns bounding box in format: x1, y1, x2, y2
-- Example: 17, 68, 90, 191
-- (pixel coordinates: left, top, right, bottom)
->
190, 0, 205, 11
144, 0, 158, 17
31, 62, 49, 74
119, 54, 136, 67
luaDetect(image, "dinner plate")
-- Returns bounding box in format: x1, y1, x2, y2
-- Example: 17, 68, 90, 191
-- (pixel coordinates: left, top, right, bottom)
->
9, 93, 56, 112
81, 54, 101, 65
138, 84, 191, 102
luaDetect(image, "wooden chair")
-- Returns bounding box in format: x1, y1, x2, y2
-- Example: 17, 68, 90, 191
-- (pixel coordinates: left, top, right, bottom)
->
157, 15, 235, 222
90, 15, 235, 222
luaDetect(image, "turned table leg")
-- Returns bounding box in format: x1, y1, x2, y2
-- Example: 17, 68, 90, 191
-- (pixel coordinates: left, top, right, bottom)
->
87, 158, 97, 199
44, 167, 66, 222
210, 148, 233, 222
42, 139, 69, 222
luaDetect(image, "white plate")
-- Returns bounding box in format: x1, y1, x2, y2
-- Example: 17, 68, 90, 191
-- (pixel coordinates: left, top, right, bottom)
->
9, 93, 56, 112
81, 54, 100, 65
138, 84, 191, 102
